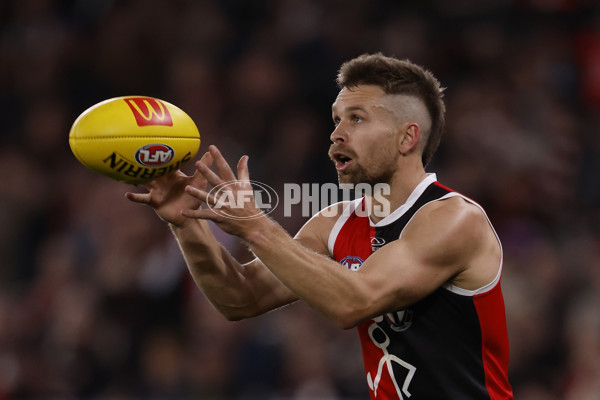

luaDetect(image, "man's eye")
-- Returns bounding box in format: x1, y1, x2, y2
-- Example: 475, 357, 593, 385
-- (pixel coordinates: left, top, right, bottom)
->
353, 115, 362, 123
333, 117, 341, 126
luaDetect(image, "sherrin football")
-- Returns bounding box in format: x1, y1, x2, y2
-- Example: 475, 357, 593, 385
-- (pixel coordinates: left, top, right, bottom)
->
69, 96, 200, 184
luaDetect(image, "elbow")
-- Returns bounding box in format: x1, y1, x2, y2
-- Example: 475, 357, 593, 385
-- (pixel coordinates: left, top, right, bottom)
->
218, 300, 276, 322
218, 306, 258, 322
221, 310, 247, 322
336, 318, 359, 330
329, 303, 371, 330
335, 313, 367, 330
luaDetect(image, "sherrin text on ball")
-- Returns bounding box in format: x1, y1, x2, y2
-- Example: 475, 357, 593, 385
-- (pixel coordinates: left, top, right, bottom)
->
69, 96, 201, 184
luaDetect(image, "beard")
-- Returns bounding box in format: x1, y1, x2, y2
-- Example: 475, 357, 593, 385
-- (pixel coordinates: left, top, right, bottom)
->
329, 144, 398, 186
338, 161, 396, 186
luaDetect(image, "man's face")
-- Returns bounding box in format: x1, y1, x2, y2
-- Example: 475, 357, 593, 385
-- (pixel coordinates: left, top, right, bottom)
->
329, 85, 401, 185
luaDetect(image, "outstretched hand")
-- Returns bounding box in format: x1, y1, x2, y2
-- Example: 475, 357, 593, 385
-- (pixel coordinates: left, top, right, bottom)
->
125, 151, 214, 227
182, 145, 267, 239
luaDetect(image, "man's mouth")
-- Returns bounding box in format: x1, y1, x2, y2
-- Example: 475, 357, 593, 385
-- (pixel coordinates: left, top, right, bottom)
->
332, 152, 354, 171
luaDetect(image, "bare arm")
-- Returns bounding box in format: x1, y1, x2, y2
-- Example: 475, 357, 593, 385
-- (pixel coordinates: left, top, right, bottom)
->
185, 146, 501, 329
126, 151, 340, 321
169, 207, 338, 320
242, 198, 497, 328
168, 218, 295, 319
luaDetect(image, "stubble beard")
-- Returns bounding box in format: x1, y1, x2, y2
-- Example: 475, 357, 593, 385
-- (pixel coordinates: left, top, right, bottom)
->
329, 140, 399, 187
337, 156, 397, 187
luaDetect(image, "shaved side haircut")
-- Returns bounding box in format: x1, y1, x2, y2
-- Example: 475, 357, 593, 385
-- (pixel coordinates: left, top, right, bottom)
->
337, 53, 446, 167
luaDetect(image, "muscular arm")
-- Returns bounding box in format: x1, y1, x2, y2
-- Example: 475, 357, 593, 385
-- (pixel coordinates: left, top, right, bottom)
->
170, 207, 337, 320
126, 152, 338, 320
240, 197, 500, 329
183, 146, 500, 329
169, 219, 293, 320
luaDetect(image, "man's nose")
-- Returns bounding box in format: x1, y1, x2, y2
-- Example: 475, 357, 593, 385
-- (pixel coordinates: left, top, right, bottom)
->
330, 123, 348, 143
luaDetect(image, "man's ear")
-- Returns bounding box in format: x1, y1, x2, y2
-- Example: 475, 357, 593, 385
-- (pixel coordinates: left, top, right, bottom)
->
398, 123, 421, 155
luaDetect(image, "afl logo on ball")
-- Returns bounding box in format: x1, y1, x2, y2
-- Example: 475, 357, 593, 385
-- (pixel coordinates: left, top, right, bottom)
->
135, 144, 174, 166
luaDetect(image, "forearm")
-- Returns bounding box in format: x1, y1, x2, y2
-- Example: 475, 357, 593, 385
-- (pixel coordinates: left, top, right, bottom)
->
245, 218, 370, 328
171, 219, 277, 319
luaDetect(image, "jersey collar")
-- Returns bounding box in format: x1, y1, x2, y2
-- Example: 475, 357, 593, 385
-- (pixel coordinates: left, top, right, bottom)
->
369, 173, 437, 227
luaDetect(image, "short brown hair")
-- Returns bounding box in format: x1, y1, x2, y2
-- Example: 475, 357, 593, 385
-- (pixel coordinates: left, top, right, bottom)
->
336, 53, 446, 167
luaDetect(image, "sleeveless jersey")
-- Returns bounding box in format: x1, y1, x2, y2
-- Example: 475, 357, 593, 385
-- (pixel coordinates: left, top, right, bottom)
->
328, 174, 513, 400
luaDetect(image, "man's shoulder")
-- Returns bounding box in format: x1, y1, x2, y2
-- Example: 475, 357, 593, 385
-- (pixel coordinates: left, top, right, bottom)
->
406, 195, 493, 244
294, 200, 356, 256
437, 194, 491, 227
318, 200, 357, 219
307, 200, 357, 232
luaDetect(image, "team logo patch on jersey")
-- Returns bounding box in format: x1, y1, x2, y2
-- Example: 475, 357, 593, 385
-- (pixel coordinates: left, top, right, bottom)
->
370, 236, 386, 251
340, 256, 364, 271
385, 309, 413, 332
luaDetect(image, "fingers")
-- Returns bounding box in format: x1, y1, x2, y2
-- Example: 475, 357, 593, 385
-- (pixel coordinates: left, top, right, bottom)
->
184, 184, 219, 205
195, 159, 224, 187
125, 191, 152, 205
208, 145, 237, 182
197, 150, 214, 171
188, 151, 213, 187
237, 155, 250, 182
195, 146, 252, 185
194, 145, 236, 187
145, 169, 186, 189
181, 185, 224, 221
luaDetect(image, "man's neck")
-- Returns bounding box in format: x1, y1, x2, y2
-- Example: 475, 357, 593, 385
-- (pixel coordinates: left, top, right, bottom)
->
367, 167, 429, 225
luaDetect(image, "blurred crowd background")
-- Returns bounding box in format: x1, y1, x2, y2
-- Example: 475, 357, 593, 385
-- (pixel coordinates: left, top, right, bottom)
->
1, 0, 600, 398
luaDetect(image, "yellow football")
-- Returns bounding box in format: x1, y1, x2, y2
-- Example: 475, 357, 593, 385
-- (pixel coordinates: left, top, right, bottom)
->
69, 96, 200, 184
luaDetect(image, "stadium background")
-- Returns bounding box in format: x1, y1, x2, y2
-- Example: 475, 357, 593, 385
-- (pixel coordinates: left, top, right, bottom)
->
1, 0, 600, 398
